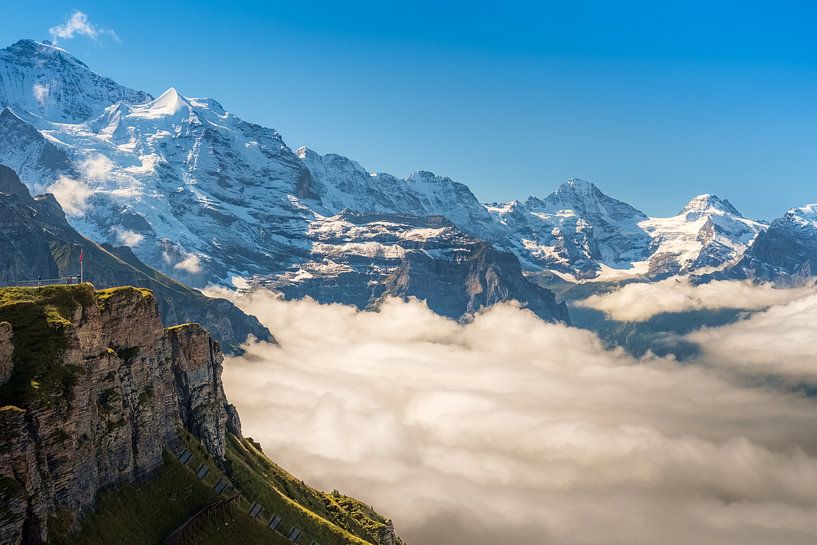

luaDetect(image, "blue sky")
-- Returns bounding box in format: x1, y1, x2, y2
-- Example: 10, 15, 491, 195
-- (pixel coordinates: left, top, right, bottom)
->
2, 0, 816, 219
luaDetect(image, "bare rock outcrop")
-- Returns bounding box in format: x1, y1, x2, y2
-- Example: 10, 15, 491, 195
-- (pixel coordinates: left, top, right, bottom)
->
0, 285, 234, 545
0, 322, 12, 385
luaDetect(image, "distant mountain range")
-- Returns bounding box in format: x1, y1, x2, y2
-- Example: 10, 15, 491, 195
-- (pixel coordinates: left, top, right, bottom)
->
0, 38, 814, 324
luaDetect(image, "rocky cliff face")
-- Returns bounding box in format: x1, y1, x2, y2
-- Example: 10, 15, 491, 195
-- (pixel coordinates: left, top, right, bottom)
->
0, 323, 11, 387
384, 241, 570, 323
0, 285, 232, 544
711, 204, 817, 285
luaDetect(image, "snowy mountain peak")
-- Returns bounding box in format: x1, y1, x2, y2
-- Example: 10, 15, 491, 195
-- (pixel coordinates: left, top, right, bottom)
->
406, 170, 451, 184
536, 178, 647, 222
4, 39, 77, 64
786, 203, 817, 227
297, 147, 368, 178
146, 87, 189, 115
296, 146, 314, 160
680, 194, 742, 218
562, 177, 597, 193
0, 39, 152, 123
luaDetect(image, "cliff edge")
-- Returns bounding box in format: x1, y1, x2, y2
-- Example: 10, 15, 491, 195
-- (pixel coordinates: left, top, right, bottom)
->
0, 285, 230, 543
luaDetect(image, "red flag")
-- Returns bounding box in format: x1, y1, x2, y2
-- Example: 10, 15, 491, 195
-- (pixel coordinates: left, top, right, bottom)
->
79, 248, 84, 263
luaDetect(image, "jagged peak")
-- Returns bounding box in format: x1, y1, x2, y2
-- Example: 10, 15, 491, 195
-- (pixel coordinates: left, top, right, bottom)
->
0, 164, 33, 200
296, 147, 367, 174
680, 194, 742, 218
296, 146, 317, 160
785, 203, 817, 226
1, 39, 95, 76
797, 203, 817, 217
0, 106, 22, 120
563, 177, 597, 191
0, 37, 153, 123
548, 178, 604, 201
2, 38, 77, 60
407, 170, 451, 184
534, 177, 647, 220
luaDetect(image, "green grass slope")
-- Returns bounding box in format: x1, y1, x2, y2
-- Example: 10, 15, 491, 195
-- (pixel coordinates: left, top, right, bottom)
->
54, 431, 399, 545
0, 284, 96, 407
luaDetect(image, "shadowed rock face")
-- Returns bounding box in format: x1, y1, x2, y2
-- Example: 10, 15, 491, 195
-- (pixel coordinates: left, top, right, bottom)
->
0, 165, 271, 353
0, 286, 233, 544
0, 322, 11, 384
263, 210, 571, 323
385, 242, 570, 323
166, 323, 228, 459
707, 205, 817, 286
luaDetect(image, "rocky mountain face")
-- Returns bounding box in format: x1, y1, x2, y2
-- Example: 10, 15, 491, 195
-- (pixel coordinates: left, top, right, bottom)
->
298, 147, 501, 241
264, 210, 568, 322
384, 240, 569, 322
487, 178, 653, 279
0, 285, 404, 545
0, 285, 231, 544
487, 181, 766, 282
0, 108, 75, 192
639, 194, 766, 278
712, 204, 817, 285
0, 164, 271, 353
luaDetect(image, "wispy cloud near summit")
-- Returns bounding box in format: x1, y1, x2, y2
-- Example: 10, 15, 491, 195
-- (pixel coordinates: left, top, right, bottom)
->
48, 11, 118, 44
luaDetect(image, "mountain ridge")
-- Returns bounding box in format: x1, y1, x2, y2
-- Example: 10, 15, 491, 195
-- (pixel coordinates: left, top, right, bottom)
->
0, 38, 814, 311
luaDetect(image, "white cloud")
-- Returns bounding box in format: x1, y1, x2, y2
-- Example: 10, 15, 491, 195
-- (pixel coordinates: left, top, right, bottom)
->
689, 292, 817, 381
46, 176, 92, 217
111, 227, 144, 247
49, 11, 118, 44
174, 254, 202, 274
576, 278, 817, 321
32, 83, 49, 104
79, 154, 114, 179
218, 291, 817, 545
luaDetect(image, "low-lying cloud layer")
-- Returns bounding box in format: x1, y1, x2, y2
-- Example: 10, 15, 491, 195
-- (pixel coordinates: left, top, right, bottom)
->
577, 278, 817, 321
221, 291, 817, 545
690, 292, 817, 381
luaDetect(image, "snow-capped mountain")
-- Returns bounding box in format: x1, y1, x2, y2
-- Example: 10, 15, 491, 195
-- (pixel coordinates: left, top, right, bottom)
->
1, 37, 810, 320
0, 40, 569, 322
262, 209, 568, 321
0, 39, 151, 123
298, 147, 501, 241
486, 181, 766, 282
486, 179, 653, 279
640, 194, 766, 278
714, 203, 817, 285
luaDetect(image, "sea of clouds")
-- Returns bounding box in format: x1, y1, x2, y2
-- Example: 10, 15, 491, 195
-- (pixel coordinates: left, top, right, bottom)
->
576, 278, 817, 321
216, 285, 817, 545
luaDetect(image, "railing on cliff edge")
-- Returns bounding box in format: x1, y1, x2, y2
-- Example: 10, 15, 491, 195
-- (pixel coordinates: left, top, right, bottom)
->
165, 444, 332, 545
0, 277, 84, 287
161, 493, 241, 545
